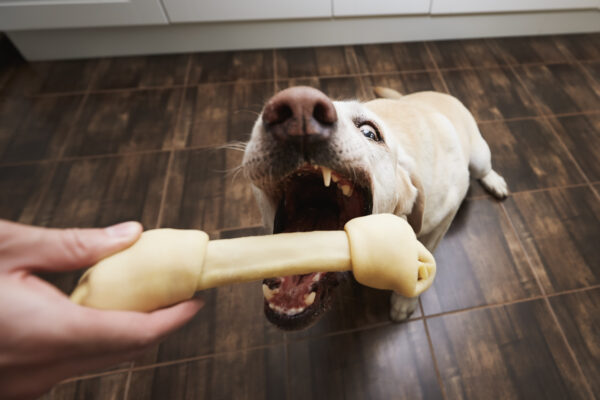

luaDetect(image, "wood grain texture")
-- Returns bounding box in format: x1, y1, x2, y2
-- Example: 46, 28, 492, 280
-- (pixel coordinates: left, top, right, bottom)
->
353, 42, 435, 73
277, 76, 370, 101
276, 46, 360, 78
441, 67, 539, 121
490, 35, 570, 64
580, 61, 600, 87
548, 114, 600, 181
0, 95, 82, 163
38, 373, 127, 400
504, 186, 600, 294
130, 346, 286, 400
476, 118, 585, 193
63, 89, 182, 156
1, 59, 97, 96
91, 54, 189, 90
287, 321, 443, 400
428, 39, 506, 69
188, 49, 274, 84
161, 148, 262, 233
514, 63, 600, 115
550, 288, 600, 396
365, 71, 448, 95
175, 82, 274, 148
0, 162, 55, 223
420, 199, 540, 315
554, 33, 600, 61
428, 299, 590, 400
34, 153, 169, 293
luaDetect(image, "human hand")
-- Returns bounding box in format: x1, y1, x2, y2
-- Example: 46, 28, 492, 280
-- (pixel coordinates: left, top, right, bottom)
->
0, 220, 204, 400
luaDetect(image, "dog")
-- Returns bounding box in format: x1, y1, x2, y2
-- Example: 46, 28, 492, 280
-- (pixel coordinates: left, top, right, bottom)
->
242, 86, 508, 330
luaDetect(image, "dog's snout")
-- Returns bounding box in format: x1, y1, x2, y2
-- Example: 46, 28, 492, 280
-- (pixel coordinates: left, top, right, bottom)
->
262, 86, 337, 143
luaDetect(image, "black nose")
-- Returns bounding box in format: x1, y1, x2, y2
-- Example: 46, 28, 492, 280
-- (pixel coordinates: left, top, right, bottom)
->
262, 86, 337, 144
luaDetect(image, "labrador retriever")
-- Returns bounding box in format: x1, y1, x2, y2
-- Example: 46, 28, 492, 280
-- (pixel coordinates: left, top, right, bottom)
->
242, 86, 508, 330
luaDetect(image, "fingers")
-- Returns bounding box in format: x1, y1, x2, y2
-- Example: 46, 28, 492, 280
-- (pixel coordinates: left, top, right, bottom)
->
72, 299, 204, 353
1, 220, 142, 272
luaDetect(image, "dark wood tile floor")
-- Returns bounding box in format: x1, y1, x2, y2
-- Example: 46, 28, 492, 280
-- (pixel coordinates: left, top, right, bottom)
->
1, 32, 598, 400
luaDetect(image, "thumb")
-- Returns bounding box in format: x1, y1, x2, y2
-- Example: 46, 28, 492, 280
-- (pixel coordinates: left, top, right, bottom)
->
2, 220, 142, 272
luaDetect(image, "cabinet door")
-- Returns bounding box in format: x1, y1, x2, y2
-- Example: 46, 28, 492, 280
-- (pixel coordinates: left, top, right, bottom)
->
162, 0, 331, 23
0, 0, 167, 31
431, 0, 598, 14
333, 0, 431, 16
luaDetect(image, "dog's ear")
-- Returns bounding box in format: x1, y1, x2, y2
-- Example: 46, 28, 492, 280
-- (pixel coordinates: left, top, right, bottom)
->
393, 168, 425, 235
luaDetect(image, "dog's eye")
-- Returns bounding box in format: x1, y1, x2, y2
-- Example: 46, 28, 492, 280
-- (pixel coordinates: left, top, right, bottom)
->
359, 124, 381, 142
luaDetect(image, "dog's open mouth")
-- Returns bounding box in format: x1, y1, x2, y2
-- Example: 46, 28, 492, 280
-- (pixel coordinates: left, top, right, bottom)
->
263, 163, 372, 330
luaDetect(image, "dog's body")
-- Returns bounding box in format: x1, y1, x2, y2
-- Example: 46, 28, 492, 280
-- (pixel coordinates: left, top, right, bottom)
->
243, 86, 507, 329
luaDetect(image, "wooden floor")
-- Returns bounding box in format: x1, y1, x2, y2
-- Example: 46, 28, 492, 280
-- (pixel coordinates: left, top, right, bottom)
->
1, 33, 599, 400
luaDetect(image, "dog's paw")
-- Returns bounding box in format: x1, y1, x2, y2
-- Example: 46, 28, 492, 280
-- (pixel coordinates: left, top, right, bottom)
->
390, 293, 419, 322
480, 169, 508, 199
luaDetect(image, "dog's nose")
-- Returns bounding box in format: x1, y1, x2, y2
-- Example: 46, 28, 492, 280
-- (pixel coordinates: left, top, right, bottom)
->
262, 86, 337, 143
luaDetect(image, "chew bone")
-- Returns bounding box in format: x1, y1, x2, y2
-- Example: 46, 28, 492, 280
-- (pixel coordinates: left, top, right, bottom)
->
70, 214, 436, 312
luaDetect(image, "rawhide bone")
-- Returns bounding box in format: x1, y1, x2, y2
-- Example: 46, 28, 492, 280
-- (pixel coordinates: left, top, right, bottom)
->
70, 214, 436, 312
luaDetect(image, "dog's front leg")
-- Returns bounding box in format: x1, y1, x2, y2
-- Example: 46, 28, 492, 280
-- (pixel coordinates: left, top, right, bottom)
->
390, 293, 419, 321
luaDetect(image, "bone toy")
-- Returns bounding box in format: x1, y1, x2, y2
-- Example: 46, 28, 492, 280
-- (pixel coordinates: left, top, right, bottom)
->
70, 214, 436, 312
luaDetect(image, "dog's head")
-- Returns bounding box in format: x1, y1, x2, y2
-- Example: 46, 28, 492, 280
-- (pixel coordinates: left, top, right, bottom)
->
242, 86, 423, 330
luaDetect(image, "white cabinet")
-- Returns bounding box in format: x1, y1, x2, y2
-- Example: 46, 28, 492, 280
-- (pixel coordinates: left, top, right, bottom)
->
161, 0, 331, 23
431, 0, 598, 14
0, 0, 167, 31
333, 0, 431, 17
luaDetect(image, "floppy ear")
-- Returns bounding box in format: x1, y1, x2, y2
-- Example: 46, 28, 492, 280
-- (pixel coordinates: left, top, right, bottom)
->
393, 168, 425, 235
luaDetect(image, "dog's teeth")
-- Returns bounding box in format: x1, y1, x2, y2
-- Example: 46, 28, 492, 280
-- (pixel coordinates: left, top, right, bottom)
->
341, 183, 353, 197
304, 292, 316, 306
331, 174, 340, 183
321, 166, 332, 187
262, 284, 279, 300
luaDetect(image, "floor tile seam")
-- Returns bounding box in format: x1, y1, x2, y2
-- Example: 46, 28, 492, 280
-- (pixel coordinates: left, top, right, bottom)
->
5, 106, 600, 168
466, 182, 593, 201
423, 285, 600, 320
20, 63, 600, 99
419, 299, 449, 400
59, 364, 132, 384
423, 42, 451, 94
476, 109, 600, 124
60, 284, 600, 384
16, 64, 99, 225
131, 321, 397, 373
494, 200, 594, 392
154, 56, 193, 230
505, 62, 598, 200
541, 295, 596, 399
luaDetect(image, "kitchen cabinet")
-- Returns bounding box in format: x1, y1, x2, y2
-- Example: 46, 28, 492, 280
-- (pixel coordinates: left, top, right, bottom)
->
0, 0, 167, 31
431, 0, 598, 14
161, 0, 331, 23
333, 0, 431, 17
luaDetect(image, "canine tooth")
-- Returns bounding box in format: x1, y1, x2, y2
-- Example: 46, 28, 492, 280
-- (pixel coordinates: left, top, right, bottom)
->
312, 272, 322, 282
341, 184, 353, 197
262, 284, 279, 300
321, 166, 332, 187
304, 292, 316, 306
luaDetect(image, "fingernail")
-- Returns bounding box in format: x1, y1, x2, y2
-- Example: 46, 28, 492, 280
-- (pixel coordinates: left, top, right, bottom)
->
105, 221, 141, 237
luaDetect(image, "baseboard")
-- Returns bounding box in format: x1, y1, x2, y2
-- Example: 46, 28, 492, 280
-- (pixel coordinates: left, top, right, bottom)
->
7, 10, 600, 61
